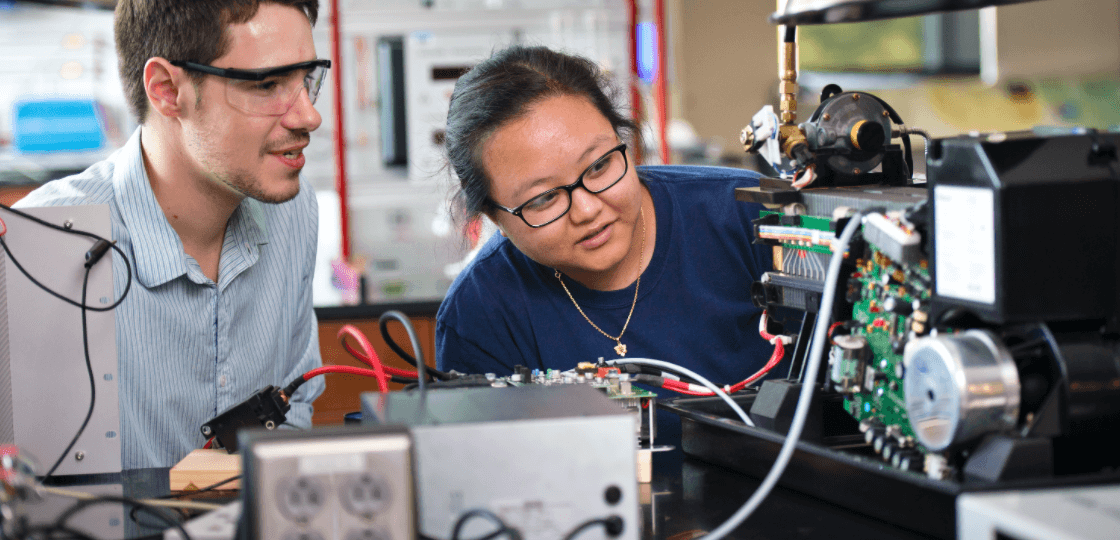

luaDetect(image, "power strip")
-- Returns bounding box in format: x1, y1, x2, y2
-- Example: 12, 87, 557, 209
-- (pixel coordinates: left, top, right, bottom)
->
239, 424, 416, 540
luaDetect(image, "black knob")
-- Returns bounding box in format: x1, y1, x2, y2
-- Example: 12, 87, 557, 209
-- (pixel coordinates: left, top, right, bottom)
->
851, 120, 886, 152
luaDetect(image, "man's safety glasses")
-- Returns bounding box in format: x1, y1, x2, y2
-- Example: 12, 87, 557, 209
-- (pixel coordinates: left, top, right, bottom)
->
170, 59, 331, 116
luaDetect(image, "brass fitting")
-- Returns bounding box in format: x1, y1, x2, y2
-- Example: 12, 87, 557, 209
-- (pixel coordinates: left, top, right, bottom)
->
779, 124, 807, 157
780, 42, 798, 125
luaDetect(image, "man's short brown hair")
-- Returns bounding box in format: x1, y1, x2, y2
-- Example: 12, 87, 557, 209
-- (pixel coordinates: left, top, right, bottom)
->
114, 0, 319, 122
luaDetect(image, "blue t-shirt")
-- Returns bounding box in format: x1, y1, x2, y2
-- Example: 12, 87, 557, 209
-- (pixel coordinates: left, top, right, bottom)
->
436, 165, 774, 385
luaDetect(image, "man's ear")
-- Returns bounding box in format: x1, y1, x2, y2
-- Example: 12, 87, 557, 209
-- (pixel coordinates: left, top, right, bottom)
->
144, 58, 191, 119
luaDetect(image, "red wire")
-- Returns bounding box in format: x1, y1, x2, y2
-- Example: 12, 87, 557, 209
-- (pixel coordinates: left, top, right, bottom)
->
338, 331, 421, 378
337, 325, 389, 392
303, 365, 385, 381
202, 437, 214, 450
828, 321, 845, 345
661, 379, 712, 396
674, 311, 788, 397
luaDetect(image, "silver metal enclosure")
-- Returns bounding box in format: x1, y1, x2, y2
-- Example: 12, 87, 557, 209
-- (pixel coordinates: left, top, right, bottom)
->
363, 384, 640, 540
0, 205, 120, 476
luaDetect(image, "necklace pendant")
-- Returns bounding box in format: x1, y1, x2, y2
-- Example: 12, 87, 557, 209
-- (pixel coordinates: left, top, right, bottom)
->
614, 342, 627, 357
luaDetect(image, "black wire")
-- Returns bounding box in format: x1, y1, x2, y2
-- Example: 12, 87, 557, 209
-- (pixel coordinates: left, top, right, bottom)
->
128, 503, 188, 532
562, 516, 623, 540
54, 495, 192, 540
39, 267, 95, 483
158, 475, 242, 499
450, 508, 521, 540
378, 311, 420, 367
0, 205, 133, 312
783, 25, 795, 43
13, 523, 101, 540
384, 311, 426, 395
378, 310, 453, 382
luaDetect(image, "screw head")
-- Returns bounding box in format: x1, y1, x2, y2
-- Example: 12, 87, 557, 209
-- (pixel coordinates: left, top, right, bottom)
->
852, 94, 861, 101
883, 110, 890, 117
75, 451, 85, 461
853, 168, 862, 175
264, 420, 277, 430
604, 485, 622, 505
63, 220, 74, 229
822, 113, 831, 121
201, 425, 212, 435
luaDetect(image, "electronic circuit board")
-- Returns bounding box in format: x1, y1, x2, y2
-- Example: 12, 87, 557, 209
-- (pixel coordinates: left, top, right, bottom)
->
841, 245, 932, 465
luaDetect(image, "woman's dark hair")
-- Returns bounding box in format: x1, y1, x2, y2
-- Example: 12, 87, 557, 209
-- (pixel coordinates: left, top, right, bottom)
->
445, 45, 639, 221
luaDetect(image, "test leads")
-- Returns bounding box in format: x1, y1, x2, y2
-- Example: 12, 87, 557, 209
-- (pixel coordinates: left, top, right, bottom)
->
239, 425, 417, 540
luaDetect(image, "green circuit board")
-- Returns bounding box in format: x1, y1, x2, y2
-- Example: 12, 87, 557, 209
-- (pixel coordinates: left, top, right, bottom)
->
842, 246, 932, 448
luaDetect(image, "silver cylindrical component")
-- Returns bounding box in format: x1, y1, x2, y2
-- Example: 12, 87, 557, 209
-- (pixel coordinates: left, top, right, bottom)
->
829, 334, 870, 393
903, 330, 1021, 452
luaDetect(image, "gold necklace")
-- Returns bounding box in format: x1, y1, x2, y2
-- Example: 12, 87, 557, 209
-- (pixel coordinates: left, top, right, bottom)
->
555, 206, 646, 357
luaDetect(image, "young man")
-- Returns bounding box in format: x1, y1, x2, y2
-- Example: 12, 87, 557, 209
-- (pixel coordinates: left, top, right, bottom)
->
16, 0, 327, 468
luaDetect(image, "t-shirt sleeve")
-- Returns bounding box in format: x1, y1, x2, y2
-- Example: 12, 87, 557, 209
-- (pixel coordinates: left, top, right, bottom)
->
436, 321, 519, 375
435, 247, 537, 375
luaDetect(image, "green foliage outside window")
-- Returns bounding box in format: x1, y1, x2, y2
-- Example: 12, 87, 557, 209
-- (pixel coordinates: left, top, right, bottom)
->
798, 18, 925, 72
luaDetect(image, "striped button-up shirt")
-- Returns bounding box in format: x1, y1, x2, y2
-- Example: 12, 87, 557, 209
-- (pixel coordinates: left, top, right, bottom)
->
16, 127, 324, 469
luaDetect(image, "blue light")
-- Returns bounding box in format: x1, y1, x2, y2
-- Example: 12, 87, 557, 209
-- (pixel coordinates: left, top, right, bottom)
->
13, 99, 105, 153
637, 22, 658, 84
864, 402, 871, 413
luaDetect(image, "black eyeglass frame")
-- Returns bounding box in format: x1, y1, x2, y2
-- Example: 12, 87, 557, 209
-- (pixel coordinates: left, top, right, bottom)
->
169, 59, 331, 81
491, 142, 630, 229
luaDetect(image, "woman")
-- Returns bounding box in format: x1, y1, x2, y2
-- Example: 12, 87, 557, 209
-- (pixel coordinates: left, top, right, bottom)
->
436, 45, 774, 388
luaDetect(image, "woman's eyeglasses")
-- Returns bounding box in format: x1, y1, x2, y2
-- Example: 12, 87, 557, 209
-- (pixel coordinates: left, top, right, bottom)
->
492, 143, 630, 228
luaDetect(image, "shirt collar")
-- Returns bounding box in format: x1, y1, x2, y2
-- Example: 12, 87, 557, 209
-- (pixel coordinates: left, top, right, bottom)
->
113, 127, 270, 288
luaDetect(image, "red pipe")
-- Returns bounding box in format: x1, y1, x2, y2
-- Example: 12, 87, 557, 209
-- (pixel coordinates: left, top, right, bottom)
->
654, 0, 670, 164
626, 0, 643, 165
329, 0, 350, 260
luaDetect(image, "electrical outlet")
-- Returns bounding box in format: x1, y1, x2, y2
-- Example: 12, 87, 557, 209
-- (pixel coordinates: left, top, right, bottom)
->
277, 476, 328, 522
240, 425, 416, 540
339, 472, 392, 517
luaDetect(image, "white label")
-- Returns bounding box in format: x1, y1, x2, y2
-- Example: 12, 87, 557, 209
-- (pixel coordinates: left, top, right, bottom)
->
934, 185, 996, 304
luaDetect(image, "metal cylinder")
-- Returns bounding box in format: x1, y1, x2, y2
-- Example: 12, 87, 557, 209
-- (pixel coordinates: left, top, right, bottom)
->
903, 330, 1021, 451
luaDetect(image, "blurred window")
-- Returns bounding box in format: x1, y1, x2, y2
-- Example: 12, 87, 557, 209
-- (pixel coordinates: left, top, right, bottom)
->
799, 12, 980, 75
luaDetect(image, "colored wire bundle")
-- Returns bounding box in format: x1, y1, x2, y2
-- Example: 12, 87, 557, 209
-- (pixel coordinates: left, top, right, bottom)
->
283, 313, 449, 400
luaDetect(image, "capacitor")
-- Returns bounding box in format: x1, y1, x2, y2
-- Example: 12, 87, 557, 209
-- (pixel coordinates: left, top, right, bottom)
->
865, 425, 885, 446
830, 334, 870, 393
882, 296, 914, 316
892, 450, 922, 472
873, 433, 888, 454
881, 440, 897, 461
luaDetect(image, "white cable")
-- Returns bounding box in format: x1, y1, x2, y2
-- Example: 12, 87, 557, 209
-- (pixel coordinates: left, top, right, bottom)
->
682, 212, 862, 540
605, 358, 754, 428
40, 486, 223, 511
